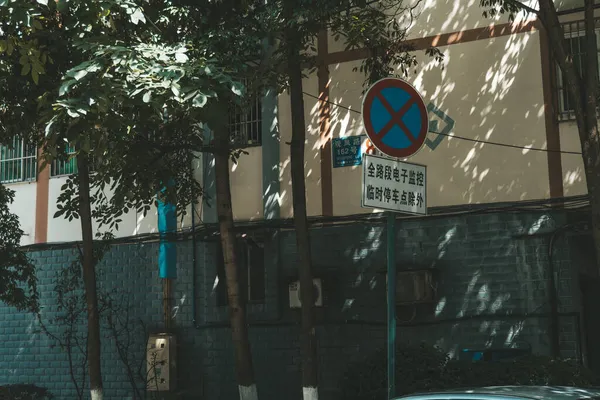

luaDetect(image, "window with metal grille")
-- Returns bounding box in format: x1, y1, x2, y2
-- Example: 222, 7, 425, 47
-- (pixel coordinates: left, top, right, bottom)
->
556, 19, 600, 121
228, 92, 262, 146
50, 145, 97, 177
51, 144, 77, 177
0, 137, 37, 184
215, 236, 266, 306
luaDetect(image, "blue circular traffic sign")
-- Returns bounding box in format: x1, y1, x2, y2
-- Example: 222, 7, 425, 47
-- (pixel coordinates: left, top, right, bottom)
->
362, 78, 429, 158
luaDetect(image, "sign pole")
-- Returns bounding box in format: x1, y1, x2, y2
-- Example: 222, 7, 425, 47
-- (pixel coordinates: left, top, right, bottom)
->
386, 212, 396, 400
360, 77, 430, 400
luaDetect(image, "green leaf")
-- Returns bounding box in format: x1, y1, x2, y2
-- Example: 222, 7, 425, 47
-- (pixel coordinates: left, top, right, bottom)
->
192, 94, 208, 108
175, 51, 189, 63
73, 70, 88, 81
142, 91, 152, 103
36, 0, 48, 5
32, 70, 39, 85
21, 63, 31, 76
231, 81, 244, 96
31, 62, 44, 75
0, 0, 8, 6
59, 80, 75, 96
171, 84, 181, 97
56, 0, 68, 12
130, 8, 146, 25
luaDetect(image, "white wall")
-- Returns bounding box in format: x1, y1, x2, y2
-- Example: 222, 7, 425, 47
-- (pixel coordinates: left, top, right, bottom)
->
47, 155, 204, 243
6, 182, 36, 246
46, 176, 135, 242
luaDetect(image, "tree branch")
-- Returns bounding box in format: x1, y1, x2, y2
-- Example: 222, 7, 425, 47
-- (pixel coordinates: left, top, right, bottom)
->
505, 0, 540, 16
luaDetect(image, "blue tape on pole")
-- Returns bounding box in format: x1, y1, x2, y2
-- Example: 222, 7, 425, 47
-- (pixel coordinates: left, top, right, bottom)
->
159, 241, 177, 279
157, 180, 177, 279
158, 199, 177, 233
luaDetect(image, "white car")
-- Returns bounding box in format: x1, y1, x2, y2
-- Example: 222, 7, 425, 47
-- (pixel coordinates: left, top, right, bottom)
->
395, 386, 600, 400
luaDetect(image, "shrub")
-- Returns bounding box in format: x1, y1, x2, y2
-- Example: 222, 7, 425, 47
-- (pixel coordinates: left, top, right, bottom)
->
338, 343, 600, 400
339, 342, 450, 400
0, 384, 54, 400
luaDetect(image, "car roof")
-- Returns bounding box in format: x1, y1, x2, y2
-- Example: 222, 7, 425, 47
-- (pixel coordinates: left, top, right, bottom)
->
396, 386, 600, 400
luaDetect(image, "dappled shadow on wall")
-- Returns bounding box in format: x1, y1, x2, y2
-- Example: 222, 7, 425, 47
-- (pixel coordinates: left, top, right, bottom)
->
329, 213, 578, 360
326, 25, 564, 211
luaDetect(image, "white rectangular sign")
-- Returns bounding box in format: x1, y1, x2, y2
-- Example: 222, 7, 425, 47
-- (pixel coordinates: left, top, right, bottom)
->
361, 154, 427, 215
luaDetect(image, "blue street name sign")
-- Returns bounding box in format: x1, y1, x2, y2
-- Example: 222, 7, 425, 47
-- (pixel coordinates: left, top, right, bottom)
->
332, 135, 365, 168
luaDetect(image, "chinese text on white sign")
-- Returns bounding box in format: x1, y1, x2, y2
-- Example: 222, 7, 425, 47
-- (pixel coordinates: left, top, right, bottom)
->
361, 154, 427, 215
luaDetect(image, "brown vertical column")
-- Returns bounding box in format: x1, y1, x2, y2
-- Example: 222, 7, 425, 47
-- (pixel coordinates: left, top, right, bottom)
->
539, 22, 564, 199
35, 147, 50, 244
318, 29, 333, 216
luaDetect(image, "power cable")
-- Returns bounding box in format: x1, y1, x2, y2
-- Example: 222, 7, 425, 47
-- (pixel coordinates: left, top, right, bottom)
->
302, 91, 582, 155
23, 194, 590, 251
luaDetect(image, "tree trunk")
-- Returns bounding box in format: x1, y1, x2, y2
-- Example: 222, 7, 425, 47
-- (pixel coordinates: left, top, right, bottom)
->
582, 0, 600, 276
214, 130, 258, 400
76, 153, 103, 400
285, 6, 319, 399
538, 0, 600, 275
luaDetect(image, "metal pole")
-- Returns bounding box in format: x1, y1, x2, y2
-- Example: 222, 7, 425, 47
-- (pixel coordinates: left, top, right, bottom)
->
387, 212, 396, 399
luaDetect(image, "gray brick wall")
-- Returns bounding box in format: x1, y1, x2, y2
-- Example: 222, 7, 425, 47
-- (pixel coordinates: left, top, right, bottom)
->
0, 210, 587, 399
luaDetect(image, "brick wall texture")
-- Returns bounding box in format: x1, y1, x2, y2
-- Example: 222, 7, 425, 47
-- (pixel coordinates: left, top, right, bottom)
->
0, 210, 588, 399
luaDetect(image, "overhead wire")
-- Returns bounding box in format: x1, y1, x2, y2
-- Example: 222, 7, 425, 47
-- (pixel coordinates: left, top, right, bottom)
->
23, 194, 590, 251
302, 91, 582, 155
22, 91, 590, 252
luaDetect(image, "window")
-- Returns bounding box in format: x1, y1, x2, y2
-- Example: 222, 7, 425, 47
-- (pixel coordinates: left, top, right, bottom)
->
0, 137, 37, 184
50, 144, 97, 177
51, 144, 77, 177
556, 19, 600, 121
216, 236, 266, 306
228, 91, 262, 146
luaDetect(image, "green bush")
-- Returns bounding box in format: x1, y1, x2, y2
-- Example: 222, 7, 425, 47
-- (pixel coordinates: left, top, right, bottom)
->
338, 343, 600, 400
0, 384, 54, 400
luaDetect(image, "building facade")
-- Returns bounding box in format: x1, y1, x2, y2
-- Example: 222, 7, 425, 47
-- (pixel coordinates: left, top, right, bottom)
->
1, 1, 599, 399
1, 2, 595, 244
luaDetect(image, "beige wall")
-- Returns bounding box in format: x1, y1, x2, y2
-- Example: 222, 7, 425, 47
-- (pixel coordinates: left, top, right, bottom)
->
311, 30, 550, 216
230, 146, 263, 220
326, 0, 523, 54
278, 73, 323, 218
8, 17, 584, 241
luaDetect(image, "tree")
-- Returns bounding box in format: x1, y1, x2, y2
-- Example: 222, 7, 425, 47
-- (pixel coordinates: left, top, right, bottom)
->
271, 1, 442, 398
1, 1, 266, 398
481, 0, 600, 271
208, 100, 258, 399
0, 183, 38, 312
2, 2, 441, 399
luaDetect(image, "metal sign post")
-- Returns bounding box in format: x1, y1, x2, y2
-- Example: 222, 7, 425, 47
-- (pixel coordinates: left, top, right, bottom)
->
361, 78, 429, 400
386, 211, 396, 398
